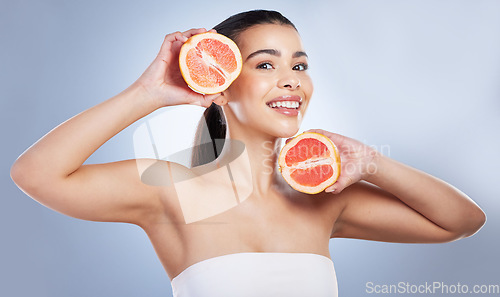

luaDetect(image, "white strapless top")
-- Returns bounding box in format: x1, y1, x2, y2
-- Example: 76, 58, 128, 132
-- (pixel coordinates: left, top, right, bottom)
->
171, 252, 338, 297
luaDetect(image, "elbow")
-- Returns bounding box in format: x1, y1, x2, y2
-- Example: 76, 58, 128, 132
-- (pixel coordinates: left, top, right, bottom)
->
464, 207, 487, 237
452, 206, 487, 240
10, 158, 26, 188
10, 156, 43, 194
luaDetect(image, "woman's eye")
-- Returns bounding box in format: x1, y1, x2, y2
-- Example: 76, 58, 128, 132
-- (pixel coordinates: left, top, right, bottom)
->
293, 63, 308, 71
257, 62, 273, 70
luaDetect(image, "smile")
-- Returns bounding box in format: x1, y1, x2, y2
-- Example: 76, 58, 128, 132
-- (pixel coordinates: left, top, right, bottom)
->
266, 101, 300, 109
265, 95, 302, 110
265, 95, 303, 116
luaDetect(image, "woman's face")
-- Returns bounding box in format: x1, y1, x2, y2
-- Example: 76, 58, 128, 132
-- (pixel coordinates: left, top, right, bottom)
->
222, 24, 313, 138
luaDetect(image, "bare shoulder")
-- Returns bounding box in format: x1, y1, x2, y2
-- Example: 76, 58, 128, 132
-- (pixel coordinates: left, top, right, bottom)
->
138, 159, 225, 227
136, 159, 198, 219
292, 181, 379, 237
276, 181, 349, 231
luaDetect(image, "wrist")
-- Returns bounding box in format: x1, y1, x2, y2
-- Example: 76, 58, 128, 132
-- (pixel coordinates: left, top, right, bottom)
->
364, 150, 387, 185
124, 82, 165, 111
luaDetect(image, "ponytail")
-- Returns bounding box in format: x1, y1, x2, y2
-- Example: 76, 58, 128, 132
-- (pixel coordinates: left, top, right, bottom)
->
190, 103, 227, 167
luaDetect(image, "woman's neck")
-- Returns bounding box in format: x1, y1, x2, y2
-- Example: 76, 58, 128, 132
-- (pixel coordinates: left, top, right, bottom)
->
216, 127, 283, 198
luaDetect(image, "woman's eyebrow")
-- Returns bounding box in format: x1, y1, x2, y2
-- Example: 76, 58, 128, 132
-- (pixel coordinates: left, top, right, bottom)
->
246, 49, 280, 61
293, 51, 308, 58
245, 49, 308, 61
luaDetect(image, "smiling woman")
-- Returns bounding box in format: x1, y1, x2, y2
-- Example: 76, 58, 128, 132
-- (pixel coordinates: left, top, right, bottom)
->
191, 11, 313, 168
10, 9, 485, 297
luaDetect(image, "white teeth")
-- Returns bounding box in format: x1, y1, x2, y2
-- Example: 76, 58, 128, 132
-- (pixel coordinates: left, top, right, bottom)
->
267, 101, 300, 109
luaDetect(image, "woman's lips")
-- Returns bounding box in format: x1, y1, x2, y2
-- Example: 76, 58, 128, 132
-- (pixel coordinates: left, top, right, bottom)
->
266, 95, 302, 117
269, 106, 300, 116
266, 95, 302, 105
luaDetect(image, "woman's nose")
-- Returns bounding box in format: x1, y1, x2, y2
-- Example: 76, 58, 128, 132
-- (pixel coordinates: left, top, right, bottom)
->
278, 72, 301, 90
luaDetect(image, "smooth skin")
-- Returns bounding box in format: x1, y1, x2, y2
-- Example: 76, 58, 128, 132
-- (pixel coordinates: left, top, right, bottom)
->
11, 25, 485, 280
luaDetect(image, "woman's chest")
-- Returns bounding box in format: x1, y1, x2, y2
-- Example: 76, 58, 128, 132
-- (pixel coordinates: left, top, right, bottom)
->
188, 200, 332, 251
145, 190, 339, 279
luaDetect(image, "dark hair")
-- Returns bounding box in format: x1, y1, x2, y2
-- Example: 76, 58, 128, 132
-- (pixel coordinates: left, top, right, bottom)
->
190, 10, 297, 167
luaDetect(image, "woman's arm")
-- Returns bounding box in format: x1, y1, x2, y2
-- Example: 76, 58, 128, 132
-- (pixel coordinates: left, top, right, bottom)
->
304, 129, 486, 243
10, 29, 220, 226
10, 86, 162, 225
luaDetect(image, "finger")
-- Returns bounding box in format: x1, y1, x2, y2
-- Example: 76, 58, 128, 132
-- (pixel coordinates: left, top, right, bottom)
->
189, 93, 220, 108
305, 129, 338, 145
306, 129, 343, 140
146, 31, 186, 75
324, 185, 335, 193
182, 28, 208, 38
305, 128, 327, 135
306, 129, 345, 146
209, 28, 217, 33
186, 94, 206, 108
204, 93, 221, 102
157, 31, 188, 59
325, 175, 355, 194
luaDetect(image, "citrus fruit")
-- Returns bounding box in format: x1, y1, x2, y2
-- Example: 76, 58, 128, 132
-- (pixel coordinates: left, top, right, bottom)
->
179, 32, 242, 94
278, 132, 341, 194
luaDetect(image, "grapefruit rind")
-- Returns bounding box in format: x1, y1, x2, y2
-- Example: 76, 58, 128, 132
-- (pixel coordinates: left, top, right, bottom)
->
278, 132, 341, 194
179, 32, 242, 95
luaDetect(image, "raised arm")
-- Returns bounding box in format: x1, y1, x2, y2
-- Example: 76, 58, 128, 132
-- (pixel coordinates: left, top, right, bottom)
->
303, 129, 486, 243
10, 29, 221, 226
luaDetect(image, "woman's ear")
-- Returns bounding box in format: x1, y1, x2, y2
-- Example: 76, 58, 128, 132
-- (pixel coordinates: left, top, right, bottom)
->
212, 92, 227, 106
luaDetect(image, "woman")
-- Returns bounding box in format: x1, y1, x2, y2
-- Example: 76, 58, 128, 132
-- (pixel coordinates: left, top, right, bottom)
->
10, 10, 485, 296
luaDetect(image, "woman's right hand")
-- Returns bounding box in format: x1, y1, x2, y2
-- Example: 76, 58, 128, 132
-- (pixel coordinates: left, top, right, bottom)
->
134, 28, 221, 108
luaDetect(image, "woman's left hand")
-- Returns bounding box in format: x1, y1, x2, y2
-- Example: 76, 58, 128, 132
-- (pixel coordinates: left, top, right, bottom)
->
290, 129, 381, 194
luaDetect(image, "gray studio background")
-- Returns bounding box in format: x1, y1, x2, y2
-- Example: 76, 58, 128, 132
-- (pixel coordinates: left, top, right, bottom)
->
2, 0, 499, 296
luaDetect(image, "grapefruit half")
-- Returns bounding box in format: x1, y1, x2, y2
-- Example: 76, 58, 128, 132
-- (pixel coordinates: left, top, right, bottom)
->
278, 132, 341, 194
179, 32, 242, 94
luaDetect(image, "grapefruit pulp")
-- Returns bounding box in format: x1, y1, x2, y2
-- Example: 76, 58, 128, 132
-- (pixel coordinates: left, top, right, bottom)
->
179, 32, 242, 94
278, 132, 341, 194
